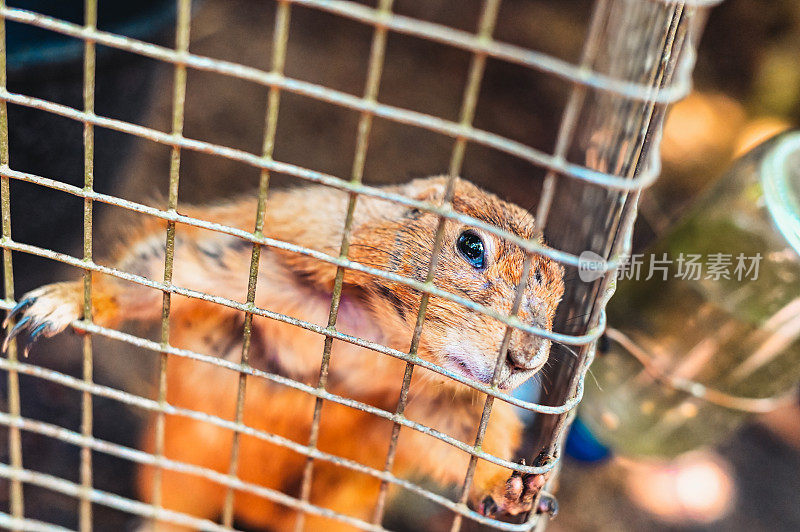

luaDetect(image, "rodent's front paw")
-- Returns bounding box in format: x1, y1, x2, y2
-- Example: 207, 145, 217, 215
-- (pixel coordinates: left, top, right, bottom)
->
3, 283, 81, 355
478, 468, 558, 520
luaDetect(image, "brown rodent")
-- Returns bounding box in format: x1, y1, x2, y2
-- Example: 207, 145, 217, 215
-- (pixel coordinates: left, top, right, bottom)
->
5, 176, 564, 531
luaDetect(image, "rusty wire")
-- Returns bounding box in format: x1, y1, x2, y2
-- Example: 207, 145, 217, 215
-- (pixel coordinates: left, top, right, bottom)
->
0, 0, 722, 530
222, 1, 291, 528
0, 0, 23, 527
0, 7, 667, 193
149, 1, 192, 527
79, 1, 97, 530
294, 0, 395, 528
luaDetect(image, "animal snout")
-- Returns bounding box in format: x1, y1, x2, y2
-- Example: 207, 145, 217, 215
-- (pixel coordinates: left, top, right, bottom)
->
507, 331, 551, 370
505, 348, 530, 369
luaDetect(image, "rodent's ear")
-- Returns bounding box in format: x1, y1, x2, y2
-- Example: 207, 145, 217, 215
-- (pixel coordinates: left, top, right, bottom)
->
401, 176, 448, 204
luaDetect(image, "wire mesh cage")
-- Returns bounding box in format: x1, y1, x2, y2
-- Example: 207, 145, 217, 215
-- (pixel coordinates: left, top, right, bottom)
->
0, 0, 723, 531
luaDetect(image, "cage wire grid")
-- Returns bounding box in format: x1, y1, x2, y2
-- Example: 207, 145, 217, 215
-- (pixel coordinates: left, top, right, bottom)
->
0, 0, 721, 531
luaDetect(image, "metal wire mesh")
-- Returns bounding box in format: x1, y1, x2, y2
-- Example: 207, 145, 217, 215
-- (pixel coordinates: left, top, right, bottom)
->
0, 0, 722, 530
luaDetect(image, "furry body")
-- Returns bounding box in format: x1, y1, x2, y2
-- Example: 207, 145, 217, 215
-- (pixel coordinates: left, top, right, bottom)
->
7, 177, 564, 530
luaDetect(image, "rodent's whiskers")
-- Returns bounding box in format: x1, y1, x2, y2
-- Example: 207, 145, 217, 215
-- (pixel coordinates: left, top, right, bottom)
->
551, 341, 580, 359
561, 273, 580, 284
524, 201, 539, 224
563, 313, 591, 324
543, 341, 601, 390
533, 372, 549, 395
406, 366, 439, 399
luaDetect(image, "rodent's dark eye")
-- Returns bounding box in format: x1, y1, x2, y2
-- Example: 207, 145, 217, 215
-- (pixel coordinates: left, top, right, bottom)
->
456, 230, 486, 269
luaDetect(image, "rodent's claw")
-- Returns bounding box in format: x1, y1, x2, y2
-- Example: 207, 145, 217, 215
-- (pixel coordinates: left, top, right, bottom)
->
2, 315, 40, 356
479, 464, 549, 520
2, 314, 49, 357
29, 322, 50, 343
479, 495, 499, 517
3, 315, 32, 352
537, 492, 559, 518
3, 296, 36, 328
3, 285, 80, 356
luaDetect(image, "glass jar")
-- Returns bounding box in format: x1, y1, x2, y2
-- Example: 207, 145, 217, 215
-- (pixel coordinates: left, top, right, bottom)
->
581, 131, 800, 458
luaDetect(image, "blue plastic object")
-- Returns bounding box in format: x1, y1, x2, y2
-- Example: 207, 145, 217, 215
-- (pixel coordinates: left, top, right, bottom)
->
564, 416, 611, 463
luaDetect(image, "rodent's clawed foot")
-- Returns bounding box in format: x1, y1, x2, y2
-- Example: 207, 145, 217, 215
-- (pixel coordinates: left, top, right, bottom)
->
536, 492, 559, 518
478, 465, 557, 521
3, 296, 42, 355
3, 284, 81, 356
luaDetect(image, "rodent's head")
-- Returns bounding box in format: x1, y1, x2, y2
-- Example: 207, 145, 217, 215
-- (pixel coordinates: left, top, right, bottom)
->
350, 176, 565, 391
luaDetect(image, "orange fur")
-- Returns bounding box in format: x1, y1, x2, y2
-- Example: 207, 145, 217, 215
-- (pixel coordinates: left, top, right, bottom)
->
12, 177, 564, 530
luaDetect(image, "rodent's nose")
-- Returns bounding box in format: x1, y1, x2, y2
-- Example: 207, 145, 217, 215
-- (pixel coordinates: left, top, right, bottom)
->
509, 310, 551, 367
507, 332, 551, 370
506, 348, 530, 369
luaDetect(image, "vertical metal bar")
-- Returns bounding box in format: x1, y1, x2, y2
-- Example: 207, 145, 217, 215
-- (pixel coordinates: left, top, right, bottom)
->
525, 7, 618, 521
294, 1, 394, 529
450, 254, 533, 532
0, 0, 23, 528
541, 3, 690, 449
534, 0, 611, 228
151, 0, 191, 525
528, 0, 704, 520
371, 0, 502, 527
220, 2, 291, 527
79, 1, 97, 530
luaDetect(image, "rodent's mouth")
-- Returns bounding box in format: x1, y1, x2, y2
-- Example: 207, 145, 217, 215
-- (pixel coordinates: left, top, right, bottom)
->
443, 353, 544, 390
500, 363, 545, 390
444, 354, 488, 384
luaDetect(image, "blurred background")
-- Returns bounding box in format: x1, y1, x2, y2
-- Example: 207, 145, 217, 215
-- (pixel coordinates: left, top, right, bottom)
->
0, 0, 798, 530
